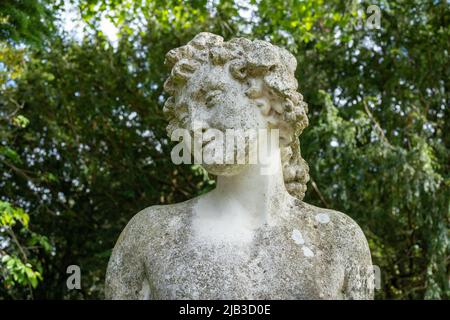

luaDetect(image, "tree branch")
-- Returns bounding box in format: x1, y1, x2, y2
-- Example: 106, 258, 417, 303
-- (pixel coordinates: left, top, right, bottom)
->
310, 178, 330, 208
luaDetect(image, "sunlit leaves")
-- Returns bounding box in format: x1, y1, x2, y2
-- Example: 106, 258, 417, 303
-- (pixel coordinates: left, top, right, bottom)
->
1, 255, 43, 289
0, 201, 30, 227
12, 115, 30, 128
0, 202, 50, 295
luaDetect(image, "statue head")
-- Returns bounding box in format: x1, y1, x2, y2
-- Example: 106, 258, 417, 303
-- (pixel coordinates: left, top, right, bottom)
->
163, 32, 310, 199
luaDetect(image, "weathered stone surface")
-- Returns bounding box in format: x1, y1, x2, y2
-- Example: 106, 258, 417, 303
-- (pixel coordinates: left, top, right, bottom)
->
105, 32, 374, 300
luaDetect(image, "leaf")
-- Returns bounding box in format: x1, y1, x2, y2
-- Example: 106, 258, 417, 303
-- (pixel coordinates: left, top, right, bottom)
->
0, 146, 22, 164
1, 254, 11, 263
12, 115, 30, 128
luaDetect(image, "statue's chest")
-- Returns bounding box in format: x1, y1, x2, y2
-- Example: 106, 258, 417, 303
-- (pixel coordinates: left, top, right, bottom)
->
144, 229, 344, 299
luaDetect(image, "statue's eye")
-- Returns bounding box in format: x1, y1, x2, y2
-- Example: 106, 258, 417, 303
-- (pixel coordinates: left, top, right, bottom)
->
205, 90, 223, 107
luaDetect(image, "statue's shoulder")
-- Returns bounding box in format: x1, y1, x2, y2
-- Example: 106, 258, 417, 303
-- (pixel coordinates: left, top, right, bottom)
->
129, 200, 192, 227
115, 197, 198, 248
298, 202, 371, 259
106, 199, 198, 299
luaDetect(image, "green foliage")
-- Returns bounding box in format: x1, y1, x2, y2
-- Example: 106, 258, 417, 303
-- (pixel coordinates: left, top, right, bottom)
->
0, 0, 56, 45
0, 0, 448, 299
0, 201, 50, 298
0, 201, 29, 227
2, 255, 42, 289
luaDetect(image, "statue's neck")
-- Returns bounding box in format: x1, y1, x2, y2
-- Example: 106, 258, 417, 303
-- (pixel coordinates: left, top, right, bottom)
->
192, 145, 291, 243
214, 147, 288, 225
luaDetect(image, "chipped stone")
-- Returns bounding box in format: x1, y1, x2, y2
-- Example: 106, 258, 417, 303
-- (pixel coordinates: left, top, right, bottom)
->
302, 246, 315, 257
315, 213, 331, 224
291, 229, 305, 245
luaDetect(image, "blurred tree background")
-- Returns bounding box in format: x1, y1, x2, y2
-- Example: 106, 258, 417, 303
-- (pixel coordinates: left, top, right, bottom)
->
0, 0, 448, 299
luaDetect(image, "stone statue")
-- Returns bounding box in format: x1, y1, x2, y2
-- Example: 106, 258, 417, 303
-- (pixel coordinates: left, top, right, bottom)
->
105, 32, 374, 299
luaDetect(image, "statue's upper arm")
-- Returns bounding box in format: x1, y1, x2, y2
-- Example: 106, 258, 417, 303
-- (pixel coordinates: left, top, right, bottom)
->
105, 212, 150, 299
341, 224, 374, 300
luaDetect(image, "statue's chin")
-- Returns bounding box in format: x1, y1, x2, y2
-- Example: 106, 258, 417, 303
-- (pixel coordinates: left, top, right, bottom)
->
202, 163, 249, 176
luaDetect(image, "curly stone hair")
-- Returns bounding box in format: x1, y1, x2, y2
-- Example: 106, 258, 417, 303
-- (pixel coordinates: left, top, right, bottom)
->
163, 32, 310, 199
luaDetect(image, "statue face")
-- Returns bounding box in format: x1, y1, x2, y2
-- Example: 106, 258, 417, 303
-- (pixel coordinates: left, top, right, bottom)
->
182, 63, 266, 132
177, 63, 270, 176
